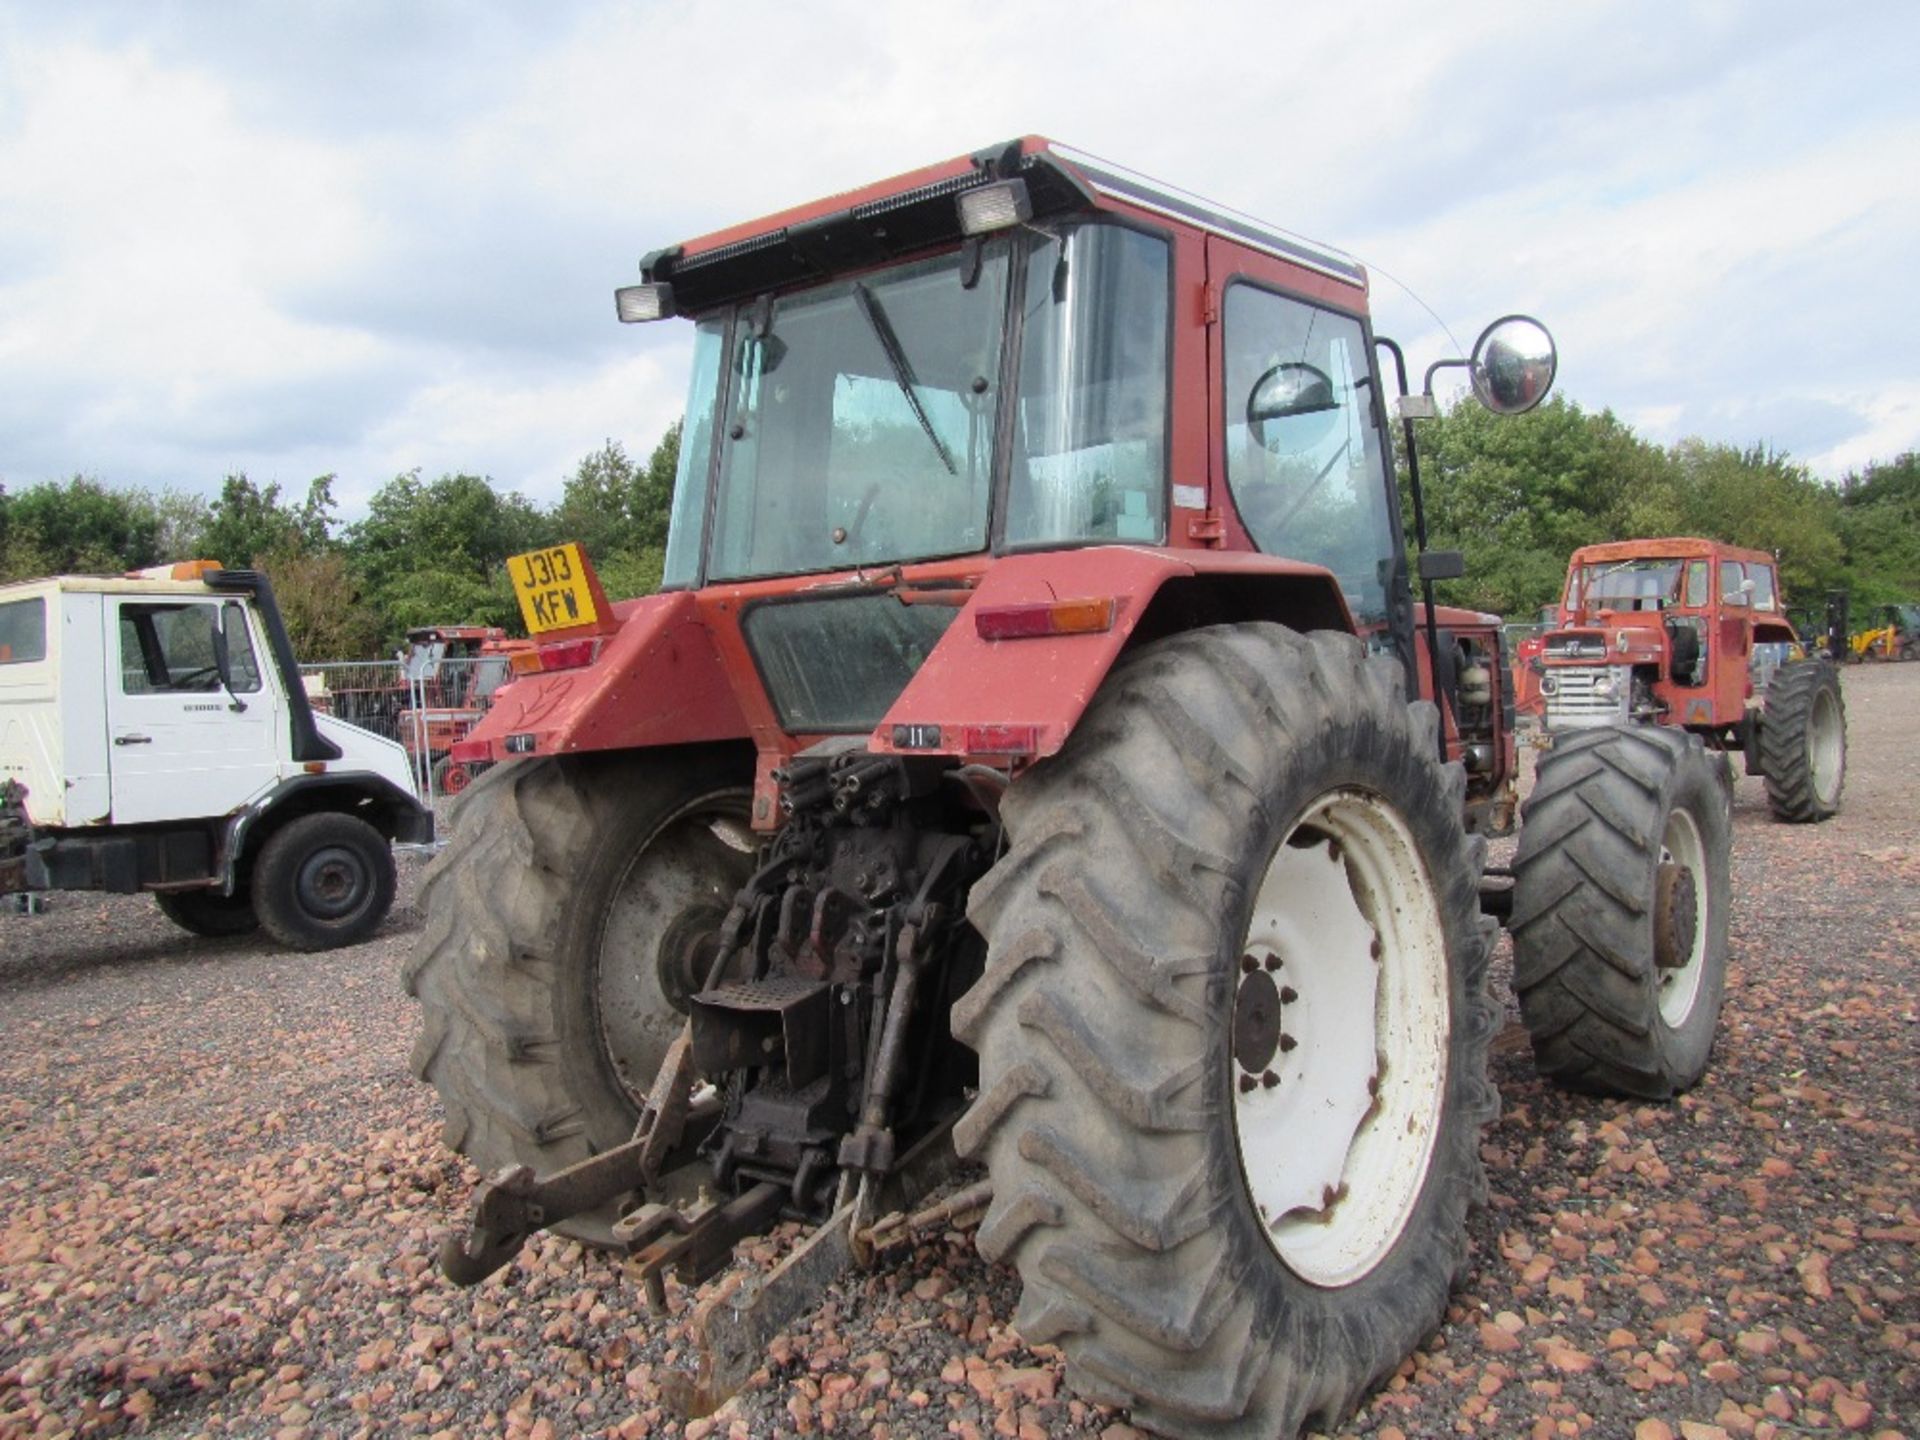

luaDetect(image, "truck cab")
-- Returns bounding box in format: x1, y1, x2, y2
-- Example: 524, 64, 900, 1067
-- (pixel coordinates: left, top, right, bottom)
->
0, 563, 431, 948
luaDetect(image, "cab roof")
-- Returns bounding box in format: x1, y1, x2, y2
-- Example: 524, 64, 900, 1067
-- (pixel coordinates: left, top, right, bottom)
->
645, 137, 1366, 313
1567, 537, 1778, 568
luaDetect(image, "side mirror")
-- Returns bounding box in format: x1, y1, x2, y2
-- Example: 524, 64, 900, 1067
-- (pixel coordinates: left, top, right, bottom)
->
1469, 316, 1557, 415
1417, 550, 1466, 582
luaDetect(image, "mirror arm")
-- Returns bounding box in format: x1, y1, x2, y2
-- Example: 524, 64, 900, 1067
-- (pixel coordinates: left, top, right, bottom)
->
1376, 335, 1451, 761
1421, 355, 1470, 398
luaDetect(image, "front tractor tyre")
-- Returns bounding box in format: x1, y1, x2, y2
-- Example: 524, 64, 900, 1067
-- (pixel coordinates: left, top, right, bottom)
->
955, 625, 1500, 1440
1758, 658, 1846, 822
155, 886, 260, 939
252, 812, 397, 951
403, 749, 755, 1243
1511, 725, 1731, 1099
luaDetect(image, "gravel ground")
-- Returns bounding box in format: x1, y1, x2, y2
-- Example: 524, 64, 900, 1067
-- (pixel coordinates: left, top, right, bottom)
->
2, 667, 1915, 1440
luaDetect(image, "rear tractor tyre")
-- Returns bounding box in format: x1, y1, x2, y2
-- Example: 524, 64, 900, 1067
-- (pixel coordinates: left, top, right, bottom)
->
155, 886, 260, 938
956, 625, 1500, 1439
1511, 725, 1731, 1099
253, 812, 396, 951
403, 749, 755, 1244
1759, 659, 1846, 822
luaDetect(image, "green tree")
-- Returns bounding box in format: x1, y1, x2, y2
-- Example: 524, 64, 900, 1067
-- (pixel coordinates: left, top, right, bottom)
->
1404, 395, 1676, 616
551, 426, 681, 600
1836, 452, 1920, 604
1662, 441, 1845, 602
0, 476, 165, 580
346, 471, 553, 637
199, 473, 339, 568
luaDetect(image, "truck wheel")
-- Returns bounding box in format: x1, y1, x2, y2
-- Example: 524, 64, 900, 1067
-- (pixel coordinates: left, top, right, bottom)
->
154, 887, 260, 938
403, 749, 754, 1243
956, 625, 1499, 1439
1510, 726, 1730, 1099
1759, 659, 1846, 822
252, 812, 397, 951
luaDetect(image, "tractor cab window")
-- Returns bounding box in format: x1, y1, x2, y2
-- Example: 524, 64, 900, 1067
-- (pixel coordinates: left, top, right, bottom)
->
119, 602, 262, 695
1721, 562, 1749, 605
1005, 223, 1170, 546
1222, 283, 1396, 623
1684, 561, 1710, 608
1575, 559, 1682, 613
1750, 564, 1777, 611
706, 241, 1012, 582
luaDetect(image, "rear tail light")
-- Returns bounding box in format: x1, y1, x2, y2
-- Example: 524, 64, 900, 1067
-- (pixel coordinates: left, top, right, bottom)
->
974, 597, 1116, 640
960, 724, 1038, 756
508, 638, 605, 676
449, 737, 491, 763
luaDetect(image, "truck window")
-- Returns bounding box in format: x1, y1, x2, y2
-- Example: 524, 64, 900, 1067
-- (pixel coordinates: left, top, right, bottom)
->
120, 602, 263, 695
1222, 283, 1396, 623
1750, 564, 1777, 610
0, 597, 47, 664
1720, 562, 1748, 605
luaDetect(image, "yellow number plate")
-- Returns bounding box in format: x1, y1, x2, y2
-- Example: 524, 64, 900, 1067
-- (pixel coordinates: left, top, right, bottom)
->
507, 543, 599, 634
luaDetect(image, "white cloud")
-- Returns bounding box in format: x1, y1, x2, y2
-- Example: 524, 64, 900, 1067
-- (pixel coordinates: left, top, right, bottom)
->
1, 0, 1917, 507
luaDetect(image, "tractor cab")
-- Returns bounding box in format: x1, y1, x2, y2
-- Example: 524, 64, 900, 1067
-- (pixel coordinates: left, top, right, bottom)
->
1532, 538, 1801, 740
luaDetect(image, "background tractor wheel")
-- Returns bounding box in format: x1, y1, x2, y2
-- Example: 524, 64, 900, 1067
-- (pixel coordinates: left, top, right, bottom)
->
404, 747, 754, 1244
1511, 725, 1731, 1099
252, 812, 396, 951
957, 624, 1499, 1439
1759, 659, 1846, 822
154, 886, 260, 938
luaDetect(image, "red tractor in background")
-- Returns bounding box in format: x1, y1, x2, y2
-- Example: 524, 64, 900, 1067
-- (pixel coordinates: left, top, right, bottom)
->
403, 140, 1732, 1438
1527, 537, 1846, 822
393, 626, 532, 795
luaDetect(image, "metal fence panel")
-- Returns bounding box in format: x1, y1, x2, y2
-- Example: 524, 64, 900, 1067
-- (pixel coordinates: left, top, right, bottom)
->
299, 656, 512, 816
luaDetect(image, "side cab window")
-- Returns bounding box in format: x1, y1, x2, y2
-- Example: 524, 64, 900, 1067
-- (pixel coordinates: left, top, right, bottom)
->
1719, 561, 1749, 606
119, 602, 263, 695
1684, 561, 1710, 608
1222, 283, 1396, 624
1750, 564, 1778, 611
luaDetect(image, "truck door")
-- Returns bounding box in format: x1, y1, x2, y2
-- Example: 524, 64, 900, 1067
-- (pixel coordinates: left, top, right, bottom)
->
105, 597, 281, 825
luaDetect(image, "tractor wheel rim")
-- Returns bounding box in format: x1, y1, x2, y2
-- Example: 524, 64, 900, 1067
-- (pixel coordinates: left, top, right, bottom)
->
1655, 806, 1710, 1027
595, 800, 756, 1105
1231, 789, 1449, 1287
1808, 687, 1843, 805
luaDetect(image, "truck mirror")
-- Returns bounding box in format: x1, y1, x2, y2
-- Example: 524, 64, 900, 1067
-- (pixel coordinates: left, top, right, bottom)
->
213, 603, 249, 712
1418, 550, 1467, 582
1469, 316, 1557, 415
211, 614, 233, 687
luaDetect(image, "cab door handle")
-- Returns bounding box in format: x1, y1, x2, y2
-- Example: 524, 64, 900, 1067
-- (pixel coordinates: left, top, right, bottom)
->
114, 734, 153, 746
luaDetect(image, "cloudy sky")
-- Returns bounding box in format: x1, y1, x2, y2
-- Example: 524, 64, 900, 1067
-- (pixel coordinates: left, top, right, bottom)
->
3, 2, 1916, 516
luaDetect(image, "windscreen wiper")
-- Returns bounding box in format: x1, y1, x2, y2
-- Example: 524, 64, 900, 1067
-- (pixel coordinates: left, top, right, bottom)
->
852, 282, 957, 476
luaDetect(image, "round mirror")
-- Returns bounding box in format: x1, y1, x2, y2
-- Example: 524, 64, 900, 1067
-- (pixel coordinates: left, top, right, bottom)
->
1469, 315, 1556, 415
1248, 361, 1340, 450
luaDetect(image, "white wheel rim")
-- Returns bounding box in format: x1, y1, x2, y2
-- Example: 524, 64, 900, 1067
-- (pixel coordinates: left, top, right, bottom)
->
1656, 806, 1709, 1027
1230, 789, 1450, 1288
1807, 687, 1843, 805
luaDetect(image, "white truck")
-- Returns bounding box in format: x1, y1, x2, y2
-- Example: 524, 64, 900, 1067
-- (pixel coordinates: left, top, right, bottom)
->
0, 562, 431, 950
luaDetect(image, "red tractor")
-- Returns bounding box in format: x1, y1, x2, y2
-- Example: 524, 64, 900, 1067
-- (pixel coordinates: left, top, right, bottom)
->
393, 626, 531, 795
1529, 537, 1846, 822
405, 140, 1731, 1437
